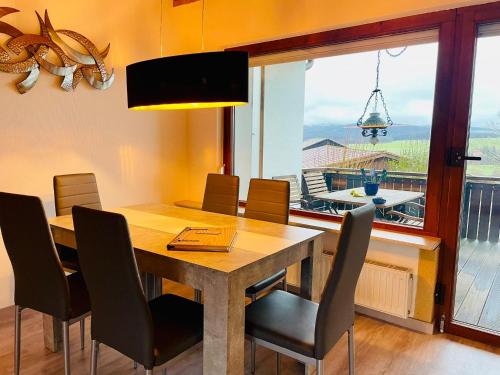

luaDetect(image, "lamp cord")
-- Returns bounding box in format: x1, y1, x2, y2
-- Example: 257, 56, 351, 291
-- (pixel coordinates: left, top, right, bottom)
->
374, 50, 381, 110
201, 0, 206, 51
357, 50, 394, 126
160, 0, 164, 57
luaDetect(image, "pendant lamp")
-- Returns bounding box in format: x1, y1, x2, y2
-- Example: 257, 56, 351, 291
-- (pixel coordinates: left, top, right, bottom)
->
126, 0, 249, 110
357, 50, 394, 145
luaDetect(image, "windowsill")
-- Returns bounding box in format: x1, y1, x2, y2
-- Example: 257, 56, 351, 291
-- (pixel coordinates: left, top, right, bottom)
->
288, 213, 440, 251
174, 200, 441, 251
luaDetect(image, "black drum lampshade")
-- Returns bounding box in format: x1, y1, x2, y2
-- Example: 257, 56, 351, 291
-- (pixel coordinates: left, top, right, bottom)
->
126, 51, 249, 110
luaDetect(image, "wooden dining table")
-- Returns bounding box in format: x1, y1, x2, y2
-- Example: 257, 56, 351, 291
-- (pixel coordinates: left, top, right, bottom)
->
48, 203, 325, 374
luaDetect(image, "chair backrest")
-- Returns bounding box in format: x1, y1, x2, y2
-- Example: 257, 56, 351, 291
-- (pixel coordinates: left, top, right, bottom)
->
244, 178, 290, 225
72, 206, 154, 367
202, 173, 240, 216
272, 175, 302, 205
314, 204, 375, 359
54, 173, 102, 216
302, 171, 329, 196
0, 192, 70, 319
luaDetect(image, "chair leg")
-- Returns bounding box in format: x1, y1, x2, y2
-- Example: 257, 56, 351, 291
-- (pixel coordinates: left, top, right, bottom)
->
276, 353, 281, 374
194, 289, 202, 303
62, 321, 71, 375
316, 359, 324, 375
14, 306, 22, 375
250, 339, 256, 374
80, 318, 85, 350
282, 277, 287, 292
250, 293, 257, 374
145, 369, 153, 375
348, 325, 355, 375
90, 340, 99, 375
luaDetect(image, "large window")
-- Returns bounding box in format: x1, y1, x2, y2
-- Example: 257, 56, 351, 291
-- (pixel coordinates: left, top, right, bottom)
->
234, 34, 439, 228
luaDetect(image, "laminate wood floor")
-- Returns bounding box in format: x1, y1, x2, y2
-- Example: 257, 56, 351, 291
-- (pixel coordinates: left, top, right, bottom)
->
0, 281, 499, 375
454, 239, 500, 333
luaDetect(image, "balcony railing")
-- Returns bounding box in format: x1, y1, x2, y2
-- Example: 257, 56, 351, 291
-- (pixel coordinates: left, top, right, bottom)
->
301, 167, 500, 242
461, 176, 500, 242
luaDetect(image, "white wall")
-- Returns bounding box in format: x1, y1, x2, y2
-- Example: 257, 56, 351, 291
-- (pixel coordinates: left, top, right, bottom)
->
234, 68, 261, 200
0, 0, 189, 308
262, 61, 306, 181
234, 61, 305, 197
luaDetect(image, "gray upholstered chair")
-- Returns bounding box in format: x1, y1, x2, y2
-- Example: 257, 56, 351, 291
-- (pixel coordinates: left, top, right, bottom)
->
72, 206, 203, 375
192, 173, 241, 303
272, 175, 306, 209
53, 173, 102, 271
245, 204, 375, 374
54, 173, 102, 216
202, 173, 240, 216
0, 192, 90, 375
243, 178, 290, 372
244, 178, 290, 300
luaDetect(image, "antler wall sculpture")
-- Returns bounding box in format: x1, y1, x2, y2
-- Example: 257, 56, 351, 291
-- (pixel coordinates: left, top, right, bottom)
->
0, 7, 114, 94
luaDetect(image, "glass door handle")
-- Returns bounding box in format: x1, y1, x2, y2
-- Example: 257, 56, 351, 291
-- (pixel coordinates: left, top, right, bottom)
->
448, 148, 482, 167
463, 155, 482, 161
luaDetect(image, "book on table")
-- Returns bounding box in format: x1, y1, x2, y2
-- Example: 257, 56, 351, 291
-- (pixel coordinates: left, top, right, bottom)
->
167, 227, 237, 252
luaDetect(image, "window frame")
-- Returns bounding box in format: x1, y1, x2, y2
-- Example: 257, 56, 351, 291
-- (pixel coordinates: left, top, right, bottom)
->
224, 2, 500, 346
224, 9, 456, 236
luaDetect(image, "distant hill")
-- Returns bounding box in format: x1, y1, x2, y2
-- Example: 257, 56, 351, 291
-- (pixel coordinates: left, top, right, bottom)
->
303, 123, 499, 142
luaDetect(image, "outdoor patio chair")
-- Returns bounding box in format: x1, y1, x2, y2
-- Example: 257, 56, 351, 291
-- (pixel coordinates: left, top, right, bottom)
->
387, 198, 425, 226
302, 171, 336, 213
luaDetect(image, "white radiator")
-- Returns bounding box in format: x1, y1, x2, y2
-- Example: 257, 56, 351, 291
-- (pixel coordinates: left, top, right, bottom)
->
355, 260, 413, 319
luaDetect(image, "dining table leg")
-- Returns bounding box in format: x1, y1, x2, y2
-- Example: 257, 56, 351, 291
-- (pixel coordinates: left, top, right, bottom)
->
301, 237, 324, 375
140, 272, 163, 300
43, 314, 62, 352
202, 272, 245, 375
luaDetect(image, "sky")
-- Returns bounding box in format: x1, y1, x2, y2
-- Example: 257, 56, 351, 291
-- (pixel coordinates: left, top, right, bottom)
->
469, 35, 500, 130
304, 43, 438, 127
304, 36, 500, 131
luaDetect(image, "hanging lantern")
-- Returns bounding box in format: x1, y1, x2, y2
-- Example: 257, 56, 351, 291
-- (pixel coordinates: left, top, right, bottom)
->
357, 50, 394, 144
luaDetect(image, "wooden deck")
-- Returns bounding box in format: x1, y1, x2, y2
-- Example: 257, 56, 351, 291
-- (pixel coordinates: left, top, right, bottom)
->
454, 239, 500, 333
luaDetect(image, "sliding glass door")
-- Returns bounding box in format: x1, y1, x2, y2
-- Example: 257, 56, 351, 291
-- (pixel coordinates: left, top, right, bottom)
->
440, 6, 500, 345
451, 24, 500, 337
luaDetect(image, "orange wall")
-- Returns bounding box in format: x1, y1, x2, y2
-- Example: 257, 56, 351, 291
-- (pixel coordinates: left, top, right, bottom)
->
164, 0, 496, 201
0, 0, 189, 308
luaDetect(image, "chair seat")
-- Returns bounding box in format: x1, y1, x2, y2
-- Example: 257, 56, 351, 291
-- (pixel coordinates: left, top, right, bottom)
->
149, 294, 204, 366
245, 290, 318, 358
246, 269, 286, 296
67, 272, 91, 319
57, 244, 80, 271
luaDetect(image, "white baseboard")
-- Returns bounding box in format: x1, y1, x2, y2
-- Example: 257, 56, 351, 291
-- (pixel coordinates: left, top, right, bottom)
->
355, 305, 436, 335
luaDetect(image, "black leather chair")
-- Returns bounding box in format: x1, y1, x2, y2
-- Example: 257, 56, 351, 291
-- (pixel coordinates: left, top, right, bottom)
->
0, 192, 90, 375
245, 204, 375, 374
243, 178, 290, 372
72, 206, 204, 375
53, 173, 102, 271
193, 173, 241, 303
